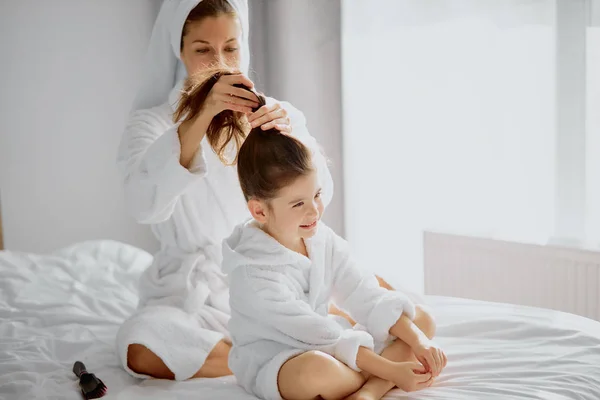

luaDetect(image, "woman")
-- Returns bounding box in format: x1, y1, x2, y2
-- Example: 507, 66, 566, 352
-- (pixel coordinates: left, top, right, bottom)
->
116, 0, 402, 382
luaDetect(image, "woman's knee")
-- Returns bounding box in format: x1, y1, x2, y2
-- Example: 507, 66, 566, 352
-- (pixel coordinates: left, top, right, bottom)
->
127, 343, 174, 379
127, 344, 146, 373
413, 305, 436, 339
127, 344, 152, 373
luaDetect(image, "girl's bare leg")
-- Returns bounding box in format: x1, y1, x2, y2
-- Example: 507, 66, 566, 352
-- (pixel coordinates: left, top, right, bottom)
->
278, 351, 366, 400
345, 306, 437, 400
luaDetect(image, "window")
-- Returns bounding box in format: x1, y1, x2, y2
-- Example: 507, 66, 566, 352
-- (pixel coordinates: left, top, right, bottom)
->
342, 0, 599, 292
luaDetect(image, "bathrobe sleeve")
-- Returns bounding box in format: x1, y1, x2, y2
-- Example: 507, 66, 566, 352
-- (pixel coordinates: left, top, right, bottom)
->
230, 266, 374, 371
328, 228, 417, 344
116, 108, 207, 224
276, 100, 334, 208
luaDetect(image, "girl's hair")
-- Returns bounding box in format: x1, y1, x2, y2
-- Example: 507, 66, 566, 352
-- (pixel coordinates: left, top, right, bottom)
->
181, 0, 237, 51
237, 120, 314, 202
173, 68, 314, 201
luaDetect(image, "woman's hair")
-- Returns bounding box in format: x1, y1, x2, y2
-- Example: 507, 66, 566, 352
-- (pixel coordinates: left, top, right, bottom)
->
173, 67, 314, 201
181, 0, 237, 51
173, 66, 249, 165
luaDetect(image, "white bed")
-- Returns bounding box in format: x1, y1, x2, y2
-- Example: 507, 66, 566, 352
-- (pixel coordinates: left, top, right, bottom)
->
1, 241, 599, 400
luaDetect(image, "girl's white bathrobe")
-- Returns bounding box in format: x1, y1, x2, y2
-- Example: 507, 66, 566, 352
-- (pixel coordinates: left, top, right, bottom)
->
115, 83, 333, 380
222, 221, 417, 400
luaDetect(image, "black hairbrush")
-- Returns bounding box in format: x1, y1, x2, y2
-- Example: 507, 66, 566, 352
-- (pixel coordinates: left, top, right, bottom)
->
72, 361, 107, 399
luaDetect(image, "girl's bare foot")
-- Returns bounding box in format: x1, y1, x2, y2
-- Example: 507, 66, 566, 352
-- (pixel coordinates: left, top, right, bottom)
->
345, 390, 379, 400
343, 377, 391, 400
345, 374, 435, 400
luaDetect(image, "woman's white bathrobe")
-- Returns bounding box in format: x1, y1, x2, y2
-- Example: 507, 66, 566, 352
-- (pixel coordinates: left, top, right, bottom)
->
222, 221, 416, 400
115, 81, 333, 380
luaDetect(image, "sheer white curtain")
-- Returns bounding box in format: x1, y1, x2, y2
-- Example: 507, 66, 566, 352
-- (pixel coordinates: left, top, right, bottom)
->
342, 0, 599, 292
249, 0, 345, 234
586, 5, 600, 244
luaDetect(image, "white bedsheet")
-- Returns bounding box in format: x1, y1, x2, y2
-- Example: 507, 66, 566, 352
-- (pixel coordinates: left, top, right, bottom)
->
1, 240, 599, 400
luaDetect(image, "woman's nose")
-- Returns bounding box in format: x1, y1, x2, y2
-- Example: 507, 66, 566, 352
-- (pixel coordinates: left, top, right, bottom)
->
213, 52, 223, 64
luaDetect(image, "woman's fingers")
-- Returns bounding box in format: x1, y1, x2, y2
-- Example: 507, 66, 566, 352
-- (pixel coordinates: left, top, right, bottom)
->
247, 104, 267, 123
247, 104, 275, 124
226, 104, 254, 114
221, 73, 255, 90
225, 85, 260, 103
261, 117, 290, 131
249, 105, 287, 128
219, 74, 258, 102
217, 93, 260, 109
216, 95, 253, 113
273, 124, 292, 134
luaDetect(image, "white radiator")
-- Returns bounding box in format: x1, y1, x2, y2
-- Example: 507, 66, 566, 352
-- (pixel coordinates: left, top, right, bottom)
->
423, 231, 600, 321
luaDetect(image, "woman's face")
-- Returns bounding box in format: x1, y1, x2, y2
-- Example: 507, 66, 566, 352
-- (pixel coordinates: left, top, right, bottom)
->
180, 14, 242, 75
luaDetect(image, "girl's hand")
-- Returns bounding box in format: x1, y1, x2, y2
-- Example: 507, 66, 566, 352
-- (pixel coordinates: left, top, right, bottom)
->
389, 361, 433, 392
203, 73, 260, 117
413, 339, 447, 377
247, 102, 291, 134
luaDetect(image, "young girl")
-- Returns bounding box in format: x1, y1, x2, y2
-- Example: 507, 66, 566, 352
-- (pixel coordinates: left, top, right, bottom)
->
176, 68, 447, 400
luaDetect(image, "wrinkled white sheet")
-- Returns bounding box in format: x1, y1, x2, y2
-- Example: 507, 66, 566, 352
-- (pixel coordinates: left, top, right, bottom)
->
1, 240, 599, 400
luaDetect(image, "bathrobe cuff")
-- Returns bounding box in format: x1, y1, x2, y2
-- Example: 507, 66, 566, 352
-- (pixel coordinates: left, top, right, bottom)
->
144, 125, 207, 194
367, 291, 416, 343
334, 330, 374, 371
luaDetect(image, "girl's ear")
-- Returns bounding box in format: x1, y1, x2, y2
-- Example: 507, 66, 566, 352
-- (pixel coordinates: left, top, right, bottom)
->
248, 199, 269, 224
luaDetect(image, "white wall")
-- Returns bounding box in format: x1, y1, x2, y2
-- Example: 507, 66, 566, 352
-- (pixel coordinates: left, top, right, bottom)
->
0, 0, 161, 253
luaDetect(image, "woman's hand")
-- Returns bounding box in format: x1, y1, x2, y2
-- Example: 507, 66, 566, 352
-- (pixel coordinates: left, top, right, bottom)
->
248, 102, 292, 134
412, 339, 447, 377
388, 361, 433, 392
203, 73, 260, 117
178, 73, 259, 169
